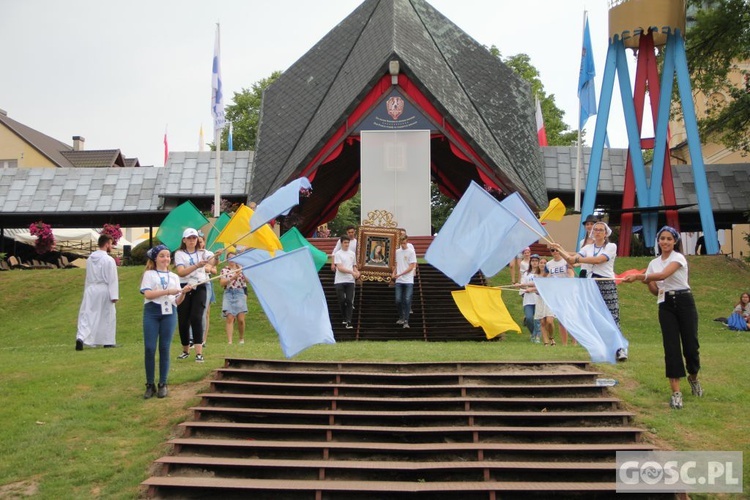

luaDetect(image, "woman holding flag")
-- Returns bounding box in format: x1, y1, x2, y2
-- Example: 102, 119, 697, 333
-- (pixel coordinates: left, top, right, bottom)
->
140, 245, 192, 399
174, 228, 222, 363
623, 226, 703, 410
553, 221, 627, 361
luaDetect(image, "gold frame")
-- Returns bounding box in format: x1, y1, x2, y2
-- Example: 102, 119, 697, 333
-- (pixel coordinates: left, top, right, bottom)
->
357, 226, 400, 282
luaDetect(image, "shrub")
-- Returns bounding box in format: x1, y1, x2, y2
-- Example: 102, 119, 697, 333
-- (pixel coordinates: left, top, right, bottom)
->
129, 238, 163, 266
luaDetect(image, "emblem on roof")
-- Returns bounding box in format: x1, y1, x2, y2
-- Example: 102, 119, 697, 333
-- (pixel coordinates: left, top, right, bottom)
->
386, 96, 404, 120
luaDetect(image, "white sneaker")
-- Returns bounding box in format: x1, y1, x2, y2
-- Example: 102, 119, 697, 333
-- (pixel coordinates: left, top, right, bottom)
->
688, 378, 703, 397
616, 348, 628, 361
670, 391, 683, 409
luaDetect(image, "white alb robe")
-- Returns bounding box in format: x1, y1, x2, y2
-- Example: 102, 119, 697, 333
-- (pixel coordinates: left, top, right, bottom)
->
76, 250, 119, 346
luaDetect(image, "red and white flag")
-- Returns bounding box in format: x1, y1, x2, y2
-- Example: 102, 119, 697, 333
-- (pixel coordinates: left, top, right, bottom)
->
163, 126, 169, 166
535, 98, 548, 146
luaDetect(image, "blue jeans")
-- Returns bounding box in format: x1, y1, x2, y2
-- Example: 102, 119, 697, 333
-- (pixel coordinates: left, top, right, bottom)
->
523, 304, 541, 339
395, 283, 414, 323
143, 302, 177, 385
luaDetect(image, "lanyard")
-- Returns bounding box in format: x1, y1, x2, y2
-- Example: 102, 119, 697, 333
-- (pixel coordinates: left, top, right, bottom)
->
156, 270, 169, 290
188, 250, 199, 266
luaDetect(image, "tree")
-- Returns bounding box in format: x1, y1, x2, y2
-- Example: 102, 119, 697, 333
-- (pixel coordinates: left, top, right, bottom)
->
490, 47, 579, 146
431, 183, 455, 233
327, 192, 360, 237
215, 71, 282, 151
685, 0, 750, 154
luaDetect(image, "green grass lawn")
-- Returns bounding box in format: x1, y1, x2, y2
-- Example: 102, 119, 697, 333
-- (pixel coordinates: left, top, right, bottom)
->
0, 255, 748, 498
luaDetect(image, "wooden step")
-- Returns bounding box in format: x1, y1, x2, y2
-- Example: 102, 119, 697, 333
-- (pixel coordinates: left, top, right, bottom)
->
178, 421, 644, 437
221, 358, 593, 370
199, 392, 621, 404
209, 379, 609, 395
215, 367, 601, 382
154, 456, 618, 472
197, 393, 621, 412
168, 437, 655, 454
178, 421, 644, 443
142, 476, 619, 493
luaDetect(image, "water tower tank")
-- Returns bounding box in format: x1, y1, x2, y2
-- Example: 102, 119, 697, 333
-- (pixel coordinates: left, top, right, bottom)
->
609, 0, 686, 48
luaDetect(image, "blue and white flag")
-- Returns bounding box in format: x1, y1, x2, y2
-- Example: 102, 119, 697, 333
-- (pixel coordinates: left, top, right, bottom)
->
250, 177, 312, 232
480, 192, 547, 278
236, 247, 334, 358
211, 24, 225, 132
578, 14, 597, 129
534, 278, 628, 364
227, 122, 233, 151
425, 182, 547, 286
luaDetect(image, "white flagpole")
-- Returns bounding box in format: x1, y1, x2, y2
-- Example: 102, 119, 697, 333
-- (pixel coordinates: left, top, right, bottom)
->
215, 129, 222, 217
574, 10, 587, 213
212, 22, 225, 218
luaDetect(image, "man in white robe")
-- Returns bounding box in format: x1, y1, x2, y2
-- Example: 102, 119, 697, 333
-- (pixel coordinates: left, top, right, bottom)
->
76, 234, 119, 350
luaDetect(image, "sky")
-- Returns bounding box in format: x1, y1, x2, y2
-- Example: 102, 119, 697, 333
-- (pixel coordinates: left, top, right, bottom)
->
1, 0, 638, 168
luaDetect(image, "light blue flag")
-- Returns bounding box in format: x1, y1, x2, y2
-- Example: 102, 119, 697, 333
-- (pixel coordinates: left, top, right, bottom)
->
578, 15, 597, 129
250, 177, 313, 232
234, 247, 334, 358
425, 181, 507, 286
230, 248, 286, 268
227, 122, 233, 151
480, 192, 547, 278
534, 278, 628, 364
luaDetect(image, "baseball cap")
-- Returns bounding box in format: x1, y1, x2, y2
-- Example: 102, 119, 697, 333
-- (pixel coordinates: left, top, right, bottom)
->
182, 228, 199, 238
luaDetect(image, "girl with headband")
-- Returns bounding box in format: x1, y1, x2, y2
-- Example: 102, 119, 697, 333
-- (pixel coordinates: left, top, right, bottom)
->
139, 245, 192, 399
623, 226, 703, 410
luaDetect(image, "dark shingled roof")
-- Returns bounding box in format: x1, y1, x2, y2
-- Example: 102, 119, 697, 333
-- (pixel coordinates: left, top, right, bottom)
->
0, 112, 143, 169
251, 0, 546, 230
61, 149, 126, 168
0, 112, 74, 167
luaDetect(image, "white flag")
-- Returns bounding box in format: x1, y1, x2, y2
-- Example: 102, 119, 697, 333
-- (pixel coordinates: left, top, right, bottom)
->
211, 24, 225, 132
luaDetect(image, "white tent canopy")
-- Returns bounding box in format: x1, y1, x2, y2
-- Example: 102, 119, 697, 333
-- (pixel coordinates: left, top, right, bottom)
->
5, 228, 131, 253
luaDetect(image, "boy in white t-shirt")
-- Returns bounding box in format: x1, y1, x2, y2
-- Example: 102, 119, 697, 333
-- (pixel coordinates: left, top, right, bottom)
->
333, 236, 359, 329
392, 235, 418, 329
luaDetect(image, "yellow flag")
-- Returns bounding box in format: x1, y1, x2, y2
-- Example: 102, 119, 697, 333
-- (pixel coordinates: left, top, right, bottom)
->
214, 204, 282, 254
465, 285, 521, 339
451, 290, 482, 328
539, 197, 566, 222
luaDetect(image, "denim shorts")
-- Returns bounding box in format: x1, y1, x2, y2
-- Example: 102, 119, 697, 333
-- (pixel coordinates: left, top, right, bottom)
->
222, 288, 248, 316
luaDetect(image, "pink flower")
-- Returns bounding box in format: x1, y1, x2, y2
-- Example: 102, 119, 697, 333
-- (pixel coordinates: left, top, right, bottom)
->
101, 223, 123, 246
29, 221, 55, 254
